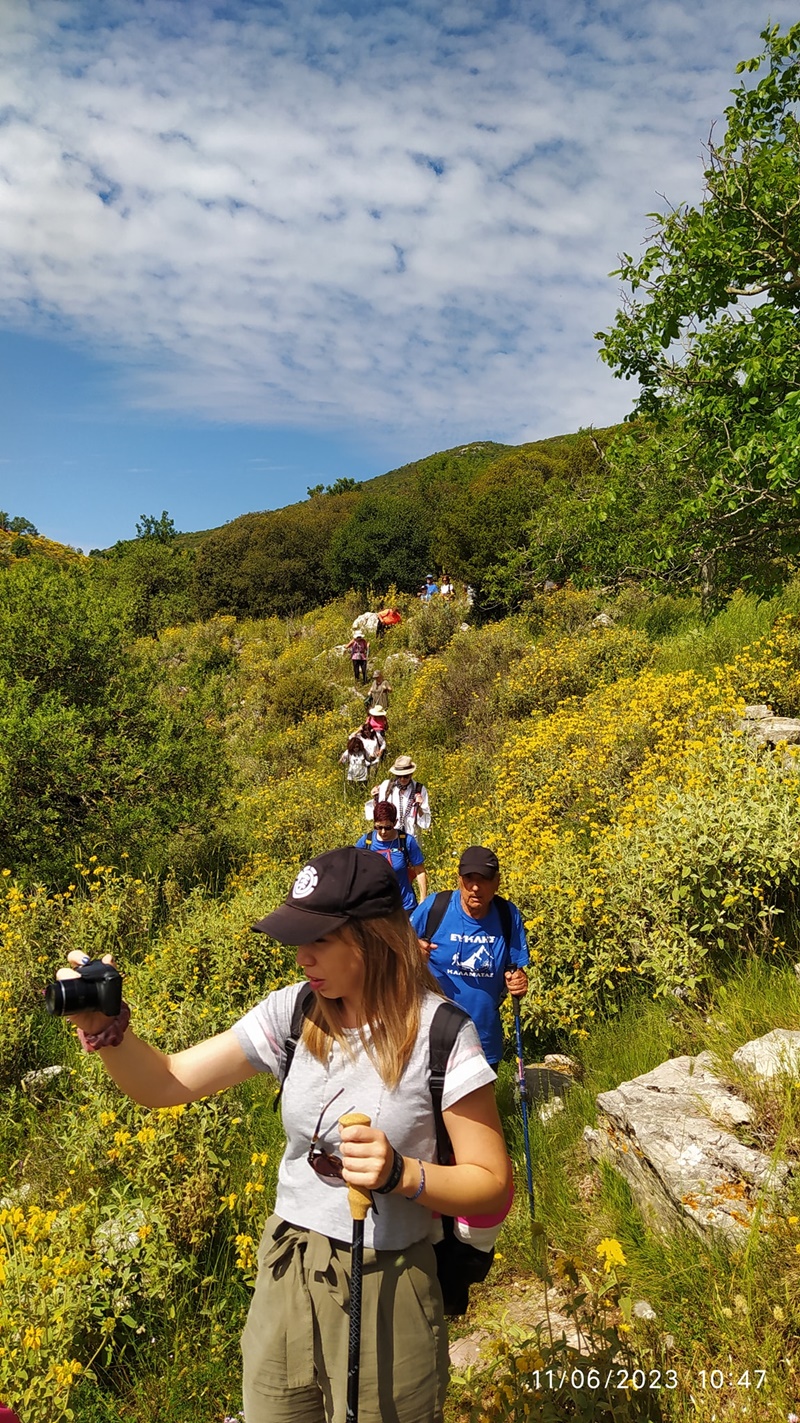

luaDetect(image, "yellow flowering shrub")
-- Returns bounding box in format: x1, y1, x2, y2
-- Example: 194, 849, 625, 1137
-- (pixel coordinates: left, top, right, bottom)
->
0, 1190, 180, 1421
454, 665, 800, 1031
497, 626, 654, 718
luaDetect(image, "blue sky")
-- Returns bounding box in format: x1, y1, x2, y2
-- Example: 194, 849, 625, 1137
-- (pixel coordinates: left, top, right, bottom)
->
1, 0, 797, 550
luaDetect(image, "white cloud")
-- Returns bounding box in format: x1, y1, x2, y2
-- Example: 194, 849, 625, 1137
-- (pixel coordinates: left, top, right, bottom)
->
0, 0, 796, 443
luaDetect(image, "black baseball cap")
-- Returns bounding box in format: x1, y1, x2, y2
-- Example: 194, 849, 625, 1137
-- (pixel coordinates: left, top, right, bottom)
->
458, 846, 500, 878
253, 847, 403, 945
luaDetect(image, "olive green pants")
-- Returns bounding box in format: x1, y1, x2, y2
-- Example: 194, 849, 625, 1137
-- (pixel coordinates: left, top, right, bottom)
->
241, 1215, 448, 1423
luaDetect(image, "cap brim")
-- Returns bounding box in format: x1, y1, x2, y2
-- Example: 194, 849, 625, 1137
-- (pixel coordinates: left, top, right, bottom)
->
252, 904, 350, 945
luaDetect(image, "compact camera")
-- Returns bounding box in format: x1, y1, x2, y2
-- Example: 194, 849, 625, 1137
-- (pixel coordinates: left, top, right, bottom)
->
44, 960, 123, 1018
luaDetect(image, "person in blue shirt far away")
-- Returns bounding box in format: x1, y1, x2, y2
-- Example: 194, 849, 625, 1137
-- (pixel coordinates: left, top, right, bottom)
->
411, 846, 528, 1070
355, 800, 428, 912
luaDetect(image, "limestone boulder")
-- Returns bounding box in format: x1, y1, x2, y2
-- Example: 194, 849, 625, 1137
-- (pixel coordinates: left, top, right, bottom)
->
584, 1052, 789, 1241
740, 709, 800, 746
732, 1028, 800, 1081
384, 652, 420, 670
352, 611, 380, 634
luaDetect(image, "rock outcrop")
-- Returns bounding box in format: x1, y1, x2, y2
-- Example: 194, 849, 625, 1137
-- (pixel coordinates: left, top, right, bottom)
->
584, 1048, 790, 1241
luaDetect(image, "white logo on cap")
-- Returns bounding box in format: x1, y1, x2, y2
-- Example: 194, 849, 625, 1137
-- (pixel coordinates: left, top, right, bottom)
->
292, 865, 318, 899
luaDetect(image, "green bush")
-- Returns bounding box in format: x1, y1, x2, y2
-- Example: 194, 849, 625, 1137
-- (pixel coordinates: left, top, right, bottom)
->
269, 670, 336, 726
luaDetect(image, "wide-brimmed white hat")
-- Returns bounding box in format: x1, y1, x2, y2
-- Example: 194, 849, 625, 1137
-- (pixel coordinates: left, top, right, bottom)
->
390, 755, 416, 776
369, 704, 387, 717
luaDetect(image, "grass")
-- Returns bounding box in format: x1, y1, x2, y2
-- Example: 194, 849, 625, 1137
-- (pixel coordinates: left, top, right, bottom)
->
454, 957, 800, 1420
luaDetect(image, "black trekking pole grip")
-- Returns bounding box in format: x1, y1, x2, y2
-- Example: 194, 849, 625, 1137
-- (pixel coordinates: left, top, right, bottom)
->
340, 1111, 373, 1423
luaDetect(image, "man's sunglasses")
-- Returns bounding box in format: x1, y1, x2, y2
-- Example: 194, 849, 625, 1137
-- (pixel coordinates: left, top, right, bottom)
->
307, 1088, 353, 1181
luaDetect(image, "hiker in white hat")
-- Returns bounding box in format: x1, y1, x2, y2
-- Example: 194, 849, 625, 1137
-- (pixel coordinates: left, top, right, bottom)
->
365, 754, 431, 834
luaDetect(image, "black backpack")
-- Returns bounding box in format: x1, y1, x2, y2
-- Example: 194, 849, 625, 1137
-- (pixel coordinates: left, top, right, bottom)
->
276, 983, 495, 1313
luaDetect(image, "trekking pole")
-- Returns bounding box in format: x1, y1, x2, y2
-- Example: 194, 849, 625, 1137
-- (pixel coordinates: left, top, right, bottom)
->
339, 1111, 373, 1423
512, 996, 543, 1238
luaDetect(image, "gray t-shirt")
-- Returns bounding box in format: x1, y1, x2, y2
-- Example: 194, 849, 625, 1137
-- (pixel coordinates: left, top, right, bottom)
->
232, 983, 496, 1250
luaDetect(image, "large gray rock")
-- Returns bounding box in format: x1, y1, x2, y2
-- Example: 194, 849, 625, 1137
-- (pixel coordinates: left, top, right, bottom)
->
384, 652, 420, 670
741, 713, 800, 746
733, 1028, 800, 1081
584, 1052, 789, 1241
353, 611, 380, 634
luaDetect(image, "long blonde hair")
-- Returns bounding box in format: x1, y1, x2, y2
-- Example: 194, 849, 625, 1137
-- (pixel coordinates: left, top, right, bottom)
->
302, 908, 443, 1089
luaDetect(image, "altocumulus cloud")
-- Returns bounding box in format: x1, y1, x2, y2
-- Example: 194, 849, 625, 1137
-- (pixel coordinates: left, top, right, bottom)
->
0, 0, 797, 441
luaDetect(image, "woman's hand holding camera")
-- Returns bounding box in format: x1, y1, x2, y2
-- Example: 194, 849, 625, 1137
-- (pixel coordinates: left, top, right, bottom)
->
55, 951, 120, 1036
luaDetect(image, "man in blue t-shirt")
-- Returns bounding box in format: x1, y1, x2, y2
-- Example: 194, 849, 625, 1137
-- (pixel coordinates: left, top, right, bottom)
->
355, 801, 428, 912
410, 846, 528, 1068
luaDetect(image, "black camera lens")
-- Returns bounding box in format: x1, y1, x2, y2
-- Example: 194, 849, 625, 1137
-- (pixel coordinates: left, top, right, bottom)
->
44, 962, 123, 1018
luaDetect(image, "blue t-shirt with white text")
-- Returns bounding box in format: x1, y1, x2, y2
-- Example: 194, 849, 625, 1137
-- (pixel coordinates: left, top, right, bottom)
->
410, 891, 529, 1062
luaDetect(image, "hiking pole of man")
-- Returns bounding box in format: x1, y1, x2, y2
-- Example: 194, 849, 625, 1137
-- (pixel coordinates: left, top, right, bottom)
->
346, 626, 370, 684
365, 754, 431, 835
410, 847, 528, 1071
356, 801, 428, 913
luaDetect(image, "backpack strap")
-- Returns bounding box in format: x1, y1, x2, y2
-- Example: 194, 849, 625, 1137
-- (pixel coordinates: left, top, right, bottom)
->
423, 890, 453, 943
366, 828, 409, 864
494, 894, 513, 955
272, 982, 470, 1167
273, 981, 315, 1111
424, 891, 513, 957
428, 999, 471, 1164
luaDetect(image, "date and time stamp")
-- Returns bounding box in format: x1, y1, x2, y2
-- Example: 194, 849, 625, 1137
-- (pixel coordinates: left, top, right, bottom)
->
529, 1366, 770, 1393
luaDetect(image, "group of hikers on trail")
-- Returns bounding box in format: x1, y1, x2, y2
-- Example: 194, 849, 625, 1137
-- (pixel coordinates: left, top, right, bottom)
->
52, 605, 531, 1423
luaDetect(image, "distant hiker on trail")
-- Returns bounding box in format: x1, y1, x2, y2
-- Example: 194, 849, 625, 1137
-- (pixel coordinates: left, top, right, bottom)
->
440, 574, 454, 600
365, 669, 392, 710
376, 607, 402, 638
420, 576, 439, 601
365, 755, 431, 834
411, 846, 529, 1071
56, 845, 509, 1422
346, 628, 369, 684
356, 801, 427, 912
365, 704, 388, 744
338, 730, 376, 785
355, 719, 386, 767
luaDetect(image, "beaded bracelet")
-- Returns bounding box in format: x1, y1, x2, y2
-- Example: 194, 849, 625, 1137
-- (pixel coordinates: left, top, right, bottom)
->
405, 1161, 425, 1202
375, 1147, 405, 1195
77, 1002, 131, 1053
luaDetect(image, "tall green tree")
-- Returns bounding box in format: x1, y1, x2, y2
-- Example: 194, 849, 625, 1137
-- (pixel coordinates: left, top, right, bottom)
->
327, 493, 431, 594
0, 561, 225, 884
597, 23, 800, 597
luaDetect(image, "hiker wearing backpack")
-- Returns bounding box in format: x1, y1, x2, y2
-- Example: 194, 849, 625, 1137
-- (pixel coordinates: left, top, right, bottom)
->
55, 846, 510, 1422
365, 754, 431, 834
355, 801, 427, 911
365, 668, 392, 710
410, 847, 529, 1071
346, 628, 370, 684
338, 731, 374, 785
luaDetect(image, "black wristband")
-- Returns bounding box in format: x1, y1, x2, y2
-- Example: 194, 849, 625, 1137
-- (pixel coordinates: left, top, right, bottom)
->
375, 1147, 405, 1195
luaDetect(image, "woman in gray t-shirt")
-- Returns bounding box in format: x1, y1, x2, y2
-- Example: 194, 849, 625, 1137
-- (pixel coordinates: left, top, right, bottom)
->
57, 847, 510, 1423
